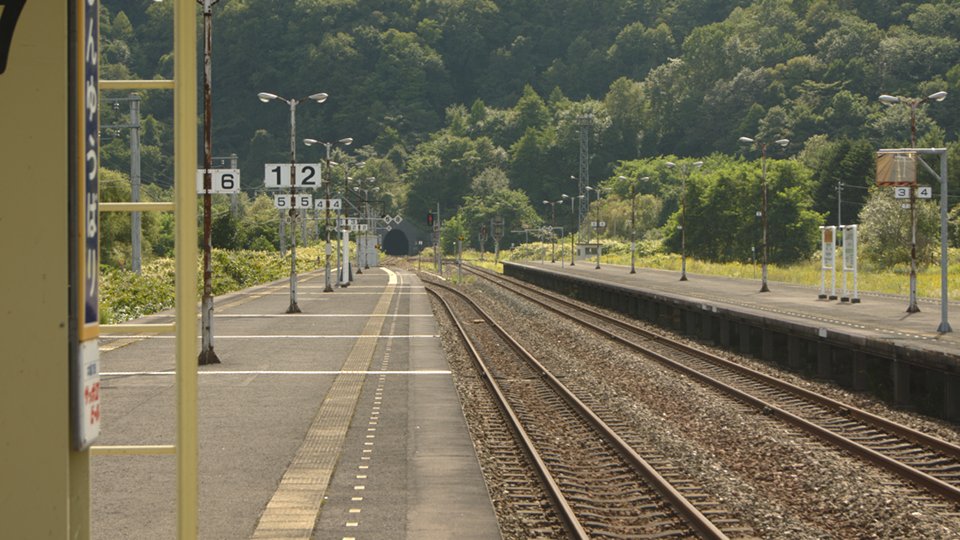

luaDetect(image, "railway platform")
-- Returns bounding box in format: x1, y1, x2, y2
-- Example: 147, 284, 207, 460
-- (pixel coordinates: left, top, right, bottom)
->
503, 260, 960, 419
92, 267, 500, 539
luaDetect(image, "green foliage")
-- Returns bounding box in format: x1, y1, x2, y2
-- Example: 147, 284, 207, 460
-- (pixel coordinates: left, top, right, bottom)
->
858, 188, 941, 267
98, 0, 960, 278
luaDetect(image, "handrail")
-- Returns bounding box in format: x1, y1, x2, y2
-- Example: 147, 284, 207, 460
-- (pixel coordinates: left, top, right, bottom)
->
100, 202, 176, 212
99, 79, 175, 90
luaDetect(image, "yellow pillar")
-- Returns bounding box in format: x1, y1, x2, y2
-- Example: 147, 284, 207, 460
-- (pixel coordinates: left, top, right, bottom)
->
0, 2, 89, 539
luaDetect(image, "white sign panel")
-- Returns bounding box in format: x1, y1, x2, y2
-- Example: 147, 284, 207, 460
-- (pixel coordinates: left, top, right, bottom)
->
196, 169, 241, 194
821, 226, 836, 269
264, 163, 322, 188
73, 340, 101, 450
274, 194, 314, 209
843, 225, 858, 270
315, 198, 342, 210
337, 217, 358, 229
894, 186, 933, 199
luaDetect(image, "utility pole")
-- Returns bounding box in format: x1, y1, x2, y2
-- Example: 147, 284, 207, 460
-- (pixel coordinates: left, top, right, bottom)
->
836, 180, 843, 228
102, 95, 142, 274
130, 94, 142, 274
198, 0, 221, 364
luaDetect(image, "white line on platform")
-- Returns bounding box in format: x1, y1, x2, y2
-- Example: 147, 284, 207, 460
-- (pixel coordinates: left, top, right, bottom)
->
100, 334, 439, 340
216, 314, 433, 318
101, 370, 452, 377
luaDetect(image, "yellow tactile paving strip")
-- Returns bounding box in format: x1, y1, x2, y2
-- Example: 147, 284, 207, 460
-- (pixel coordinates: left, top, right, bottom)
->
251, 271, 397, 539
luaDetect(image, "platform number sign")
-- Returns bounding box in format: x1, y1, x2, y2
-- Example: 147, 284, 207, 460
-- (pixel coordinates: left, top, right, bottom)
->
893, 186, 933, 199
264, 163, 322, 188
274, 194, 314, 209
316, 198, 342, 210
196, 169, 241, 193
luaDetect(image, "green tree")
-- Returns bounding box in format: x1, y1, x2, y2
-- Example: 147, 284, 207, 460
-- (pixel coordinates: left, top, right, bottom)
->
859, 188, 941, 267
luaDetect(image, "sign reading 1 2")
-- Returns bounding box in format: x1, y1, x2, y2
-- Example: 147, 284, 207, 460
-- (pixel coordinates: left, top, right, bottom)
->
0, 0, 27, 74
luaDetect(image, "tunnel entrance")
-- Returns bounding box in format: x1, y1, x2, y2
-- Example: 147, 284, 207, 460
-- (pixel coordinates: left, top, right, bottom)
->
382, 229, 411, 255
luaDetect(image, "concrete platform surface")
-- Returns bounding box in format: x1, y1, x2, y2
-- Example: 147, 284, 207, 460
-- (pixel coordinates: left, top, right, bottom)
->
512, 260, 960, 358
92, 267, 500, 539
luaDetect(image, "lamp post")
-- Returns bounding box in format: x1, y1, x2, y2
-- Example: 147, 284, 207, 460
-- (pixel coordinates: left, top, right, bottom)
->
878, 90, 947, 313
620, 175, 651, 274
334, 160, 364, 285
665, 161, 703, 281
561, 193, 583, 266
258, 91, 328, 313
542, 199, 563, 263
304, 137, 352, 292
353, 180, 378, 271
585, 185, 605, 269
738, 136, 789, 292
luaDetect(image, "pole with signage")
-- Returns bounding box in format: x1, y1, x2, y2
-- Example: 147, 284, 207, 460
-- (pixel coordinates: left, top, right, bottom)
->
72, 0, 102, 451
840, 225, 860, 303
818, 226, 837, 300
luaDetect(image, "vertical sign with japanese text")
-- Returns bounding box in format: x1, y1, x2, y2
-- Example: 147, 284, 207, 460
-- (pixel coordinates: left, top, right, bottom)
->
73, 0, 100, 449
77, 0, 98, 341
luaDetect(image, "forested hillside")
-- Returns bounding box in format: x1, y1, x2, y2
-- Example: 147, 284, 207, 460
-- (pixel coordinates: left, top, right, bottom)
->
98, 0, 960, 265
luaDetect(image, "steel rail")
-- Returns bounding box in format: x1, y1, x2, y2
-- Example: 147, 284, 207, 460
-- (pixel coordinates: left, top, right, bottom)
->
464, 265, 960, 503
425, 286, 588, 539
427, 281, 729, 540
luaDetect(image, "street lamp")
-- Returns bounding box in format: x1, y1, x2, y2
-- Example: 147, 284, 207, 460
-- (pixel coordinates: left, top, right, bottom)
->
333, 160, 364, 285
738, 136, 789, 292
585, 185, 605, 269
878, 90, 947, 313
258, 91, 328, 313
542, 199, 563, 263
304, 137, 352, 292
353, 179, 379, 271
561, 193, 584, 266
665, 161, 703, 281
620, 175, 651, 275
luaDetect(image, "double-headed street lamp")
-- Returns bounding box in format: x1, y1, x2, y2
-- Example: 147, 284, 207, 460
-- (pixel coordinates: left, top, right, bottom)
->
304, 137, 352, 292
664, 161, 703, 281
738, 136, 789, 293
585, 185, 606, 269
258, 91, 328, 313
542, 199, 563, 263
878, 90, 947, 313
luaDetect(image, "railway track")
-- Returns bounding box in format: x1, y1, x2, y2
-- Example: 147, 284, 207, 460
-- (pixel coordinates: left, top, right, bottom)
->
426, 279, 750, 539
461, 264, 960, 505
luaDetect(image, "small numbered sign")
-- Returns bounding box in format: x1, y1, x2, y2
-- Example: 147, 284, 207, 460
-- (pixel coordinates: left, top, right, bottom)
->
196, 169, 241, 194
358, 224, 369, 232
894, 186, 933, 199
274, 194, 313, 209
337, 217, 358, 229
264, 163, 322, 188
316, 198, 342, 210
